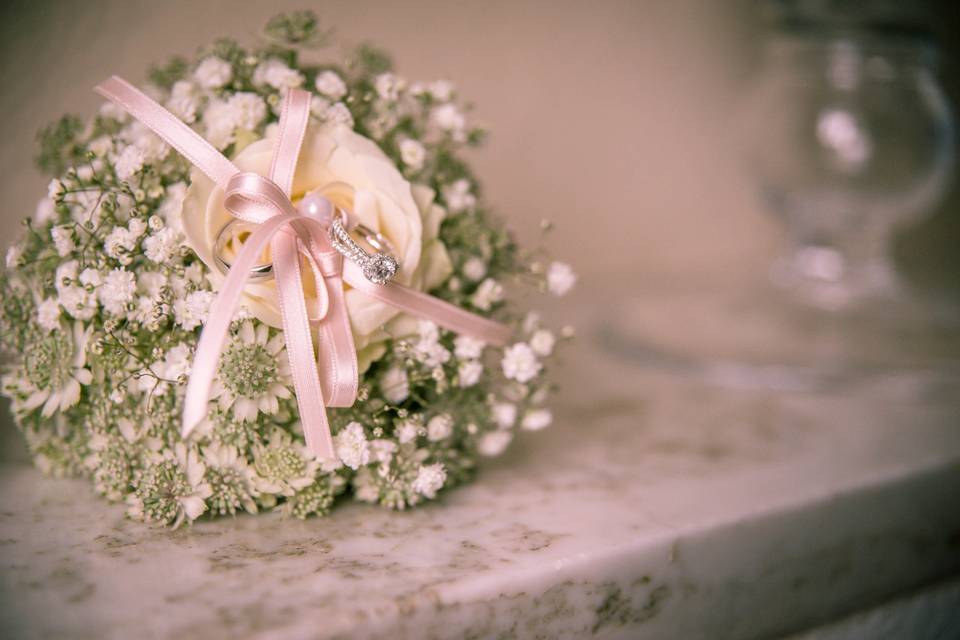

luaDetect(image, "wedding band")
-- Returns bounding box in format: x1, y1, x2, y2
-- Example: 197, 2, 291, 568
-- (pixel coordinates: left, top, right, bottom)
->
213, 219, 274, 281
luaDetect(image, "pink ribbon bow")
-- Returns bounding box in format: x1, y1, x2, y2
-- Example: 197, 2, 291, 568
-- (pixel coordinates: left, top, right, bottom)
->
95, 76, 511, 460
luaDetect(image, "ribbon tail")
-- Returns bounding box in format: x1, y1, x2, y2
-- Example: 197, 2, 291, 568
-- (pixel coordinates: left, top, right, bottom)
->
342, 262, 513, 347
272, 232, 337, 460
302, 230, 359, 408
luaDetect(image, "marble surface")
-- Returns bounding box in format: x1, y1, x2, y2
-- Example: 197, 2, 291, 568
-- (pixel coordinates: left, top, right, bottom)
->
2, 336, 960, 639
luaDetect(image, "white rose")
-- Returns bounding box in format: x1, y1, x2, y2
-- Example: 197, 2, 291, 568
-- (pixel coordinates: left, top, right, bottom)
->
181, 122, 452, 371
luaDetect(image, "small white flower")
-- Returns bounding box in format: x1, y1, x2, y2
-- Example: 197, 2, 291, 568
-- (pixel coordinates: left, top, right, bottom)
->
323, 102, 354, 128
34, 198, 56, 225
315, 70, 347, 99
166, 80, 200, 123
55, 260, 78, 290
194, 56, 232, 89
202, 98, 237, 149
174, 290, 216, 331
412, 321, 451, 367
57, 286, 97, 320
521, 409, 553, 431
397, 420, 420, 444
99, 101, 128, 122
369, 439, 398, 466
442, 179, 476, 213
335, 422, 370, 470
98, 269, 137, 316
427, 414, 454, 441
414, 340, 451, 368
530, 329, 556, 357
547, 261, 576, 296
126, 121, 169, 163
143, 227, 181, 264
462, 256, 487, 282
411, 463, 446, 499
213, 321, 292, 423
202, 441, 258, 516
88, 136, 112, 158
47, 179, 63, 200
127, 218, 147, 237
380, 364, 410, 404
18, 321, 92, 417
104, 226, 138, 263
458, 360, 483, 388
158, 182, 187, 233
69, 189, 108, 227
253, 58, 304, 89
126, 444, 212, 527
492, 402, 517, 429
454, 335, 485, 360
471, 278, 504, 311
252, 429, 319, 498
229, 92, 268, 130
501, 343, 542, 383
428, 80, 454, 102
50, 226, 75, 257
114, 145, 145, 182
399, 139, 426, 171
203, 93, 267, 149
477, 430, 513, 457
310, 95, 331, 118
418, 320, 440, 342
160, 343, 193, 381
5, 245, 22, 269
374, 73, 403, 101
79, 268, 102, 288
431, 103, 466, 140
36, 298, 61, 332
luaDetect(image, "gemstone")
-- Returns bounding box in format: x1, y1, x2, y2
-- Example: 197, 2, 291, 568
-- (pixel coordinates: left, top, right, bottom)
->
363, 253, 399, 285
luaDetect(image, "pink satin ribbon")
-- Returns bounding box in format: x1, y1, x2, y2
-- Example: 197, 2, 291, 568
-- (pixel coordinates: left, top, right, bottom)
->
95, 76, 512, 460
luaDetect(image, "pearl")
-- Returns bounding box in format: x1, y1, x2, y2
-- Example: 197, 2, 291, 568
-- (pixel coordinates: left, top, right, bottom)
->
297, 191, 334, 226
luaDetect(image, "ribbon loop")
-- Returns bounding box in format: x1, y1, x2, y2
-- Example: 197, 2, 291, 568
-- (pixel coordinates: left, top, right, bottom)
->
94, 77, 512, 460
224, 172, 295, 224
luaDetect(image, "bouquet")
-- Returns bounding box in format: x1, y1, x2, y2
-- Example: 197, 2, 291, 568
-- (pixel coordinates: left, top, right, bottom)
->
0, 12, 575, 526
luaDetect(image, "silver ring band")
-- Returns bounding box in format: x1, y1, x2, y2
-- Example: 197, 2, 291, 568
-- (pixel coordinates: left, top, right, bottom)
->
213, 219, 273, 281
329, 215, 399, 285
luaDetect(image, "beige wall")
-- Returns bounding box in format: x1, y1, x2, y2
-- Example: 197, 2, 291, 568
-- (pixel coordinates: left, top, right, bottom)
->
0, 1, 956, 290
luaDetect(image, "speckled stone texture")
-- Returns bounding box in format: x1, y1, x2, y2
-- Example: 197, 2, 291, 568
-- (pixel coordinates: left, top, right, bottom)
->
2, 340, 959, 639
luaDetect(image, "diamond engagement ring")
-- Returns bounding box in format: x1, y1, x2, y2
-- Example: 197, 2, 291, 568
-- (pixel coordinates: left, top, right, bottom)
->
328, 213, 399, 285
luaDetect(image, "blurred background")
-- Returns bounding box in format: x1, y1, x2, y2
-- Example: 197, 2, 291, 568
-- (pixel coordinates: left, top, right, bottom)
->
0, 0, 958, 393
2, 0, 955, 288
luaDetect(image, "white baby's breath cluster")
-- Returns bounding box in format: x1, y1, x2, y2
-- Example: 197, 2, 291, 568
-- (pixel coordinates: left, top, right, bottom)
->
0, 12, 574, 526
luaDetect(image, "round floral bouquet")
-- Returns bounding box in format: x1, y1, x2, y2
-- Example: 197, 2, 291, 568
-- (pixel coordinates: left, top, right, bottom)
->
0, 12, 574, 527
